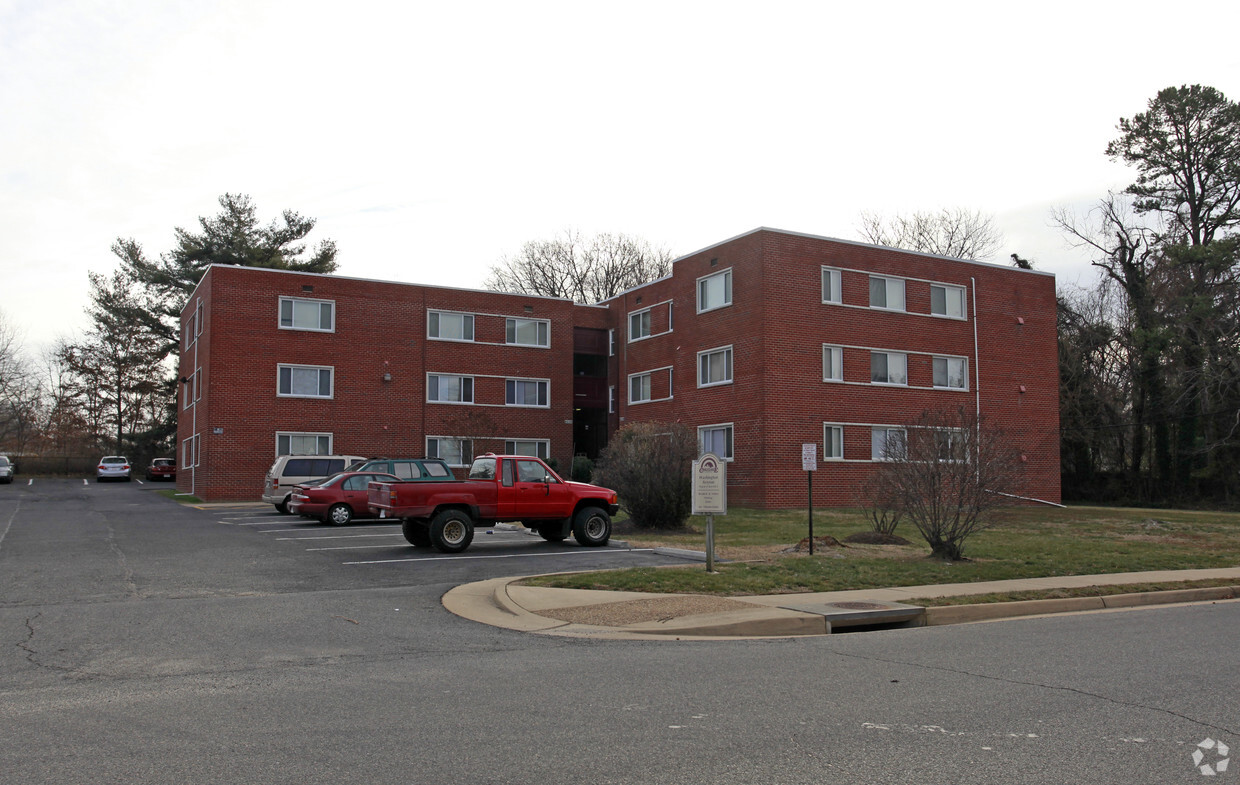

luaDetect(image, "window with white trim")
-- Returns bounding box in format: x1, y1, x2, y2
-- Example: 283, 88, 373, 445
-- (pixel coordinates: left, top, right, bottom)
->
935, 429, 966, 462
629, 310, 651, 341
608, 329, 616, 356
698, 423, 734, 460
869, 276, 906, 311
823, 345, 843, 382
182, 373, 194, 410
504, 439, 549, 460
930, 284, 966, 319
193, 368, 201, 402
697, 269, 732, 313
608, 385, 615, 414
506, 317, 549, 347
698, 345, 733, 387
870, 352, 907, 385
276, 432, 332, 456
427, 374, 474, 403
280, 297, 334, 331
428, 311, 474, 341
821, 267, 842, 304
278, 365, 333, 398
427, 437, 472, 467
182, 434, 199, 467
933, 356, 968, 389
871, 427, 906, 461
506, 378, 549, 407
824, 425, 844, 460
630, 372, 652, 403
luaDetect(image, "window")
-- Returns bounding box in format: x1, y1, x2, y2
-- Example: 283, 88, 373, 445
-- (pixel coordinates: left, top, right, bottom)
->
698, 423, 734, 460
824, 425, 843, 460
428, 311, 474, 341
930, 284, 966, 318
279, 297, 334, 331
278, 365, 333, 398
697, 269, 732, 312
505, 378, 549, 407
935, 429, 966, 462
193, 368, 201, 402
630, 372, 651, 403
933, 356, 968, 389
427, 437, 472, 467
869, 276, 906, 311
821, 268, 842, 304
870, 352, 907, 385
427, 374, 474, 404
822, 345, 843, 382
506, 317, 549, 347
276, 432, 331, 456
608, 385, 615, 414
608, 329, 616, 356
871, 427, 906, 461
629, 310, 651, 341
181, 434, 199, 468
183, 372, 195, 410
698, 345, 733, 387
505, 440, 549, 460
515, 458, 557, 483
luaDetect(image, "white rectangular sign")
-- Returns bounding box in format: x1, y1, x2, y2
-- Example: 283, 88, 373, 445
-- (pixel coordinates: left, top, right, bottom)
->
692, 453, 727, 515
802, 443, 818, 472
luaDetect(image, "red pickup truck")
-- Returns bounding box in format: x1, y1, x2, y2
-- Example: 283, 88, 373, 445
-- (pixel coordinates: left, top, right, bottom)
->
367, 454, 621, 554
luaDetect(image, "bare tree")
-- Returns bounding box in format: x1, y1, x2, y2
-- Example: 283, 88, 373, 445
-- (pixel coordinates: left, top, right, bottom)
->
868, 408, 1024, 561
486, 230, 673, 304
858, 208, 1004, 261
0, 309, 42, 455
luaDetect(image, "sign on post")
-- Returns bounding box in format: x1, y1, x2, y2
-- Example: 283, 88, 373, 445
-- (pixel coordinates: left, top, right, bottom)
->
802, 443, 818, 472
802, 443, 817, 554
693, 453, 727, 572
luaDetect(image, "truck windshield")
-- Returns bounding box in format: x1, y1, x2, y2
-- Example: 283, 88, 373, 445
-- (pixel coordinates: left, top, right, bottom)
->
468, 458, 496, 480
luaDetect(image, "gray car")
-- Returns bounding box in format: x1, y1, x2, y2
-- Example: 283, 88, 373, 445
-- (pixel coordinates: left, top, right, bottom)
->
96, 456, 132, 482
0, 456, 13, 484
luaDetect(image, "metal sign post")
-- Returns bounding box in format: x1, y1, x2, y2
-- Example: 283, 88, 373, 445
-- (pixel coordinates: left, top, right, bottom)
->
692, 453, 727, 573
801, 444, 818, 555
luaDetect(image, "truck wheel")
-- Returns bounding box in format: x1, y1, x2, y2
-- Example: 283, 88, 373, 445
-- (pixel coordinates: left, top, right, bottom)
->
572, 506, 611, 547
402, 519, 432, 547
430, 509, 474, 553
537, 526, 567, 542
327, 504, 353, 526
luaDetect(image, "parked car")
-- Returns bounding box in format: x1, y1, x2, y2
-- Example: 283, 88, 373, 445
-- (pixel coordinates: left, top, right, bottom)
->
349, 457, 455, 480
262, 454, 367, 513
0, 456, 13, 484
96, 456, 132, 482
289, 471, 402, 525
145, 458, 177, 481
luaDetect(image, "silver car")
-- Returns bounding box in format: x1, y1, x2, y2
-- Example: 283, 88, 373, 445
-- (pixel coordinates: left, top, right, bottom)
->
96, 456, 132, 482
0, 456, 13, 484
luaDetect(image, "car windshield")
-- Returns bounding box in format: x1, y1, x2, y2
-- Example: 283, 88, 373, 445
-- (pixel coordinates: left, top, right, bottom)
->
0, 457, 9, 466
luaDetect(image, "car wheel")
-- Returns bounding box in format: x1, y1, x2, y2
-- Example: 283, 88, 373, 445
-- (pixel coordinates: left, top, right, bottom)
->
275, 498, 291, 514
402, 519, 432, 547
572, 506, 612, 547
429, 509, 474, 554
327, 503, 353, 526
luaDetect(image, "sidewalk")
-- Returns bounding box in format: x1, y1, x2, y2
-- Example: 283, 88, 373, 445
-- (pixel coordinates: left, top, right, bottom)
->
441, 566, 1240, 640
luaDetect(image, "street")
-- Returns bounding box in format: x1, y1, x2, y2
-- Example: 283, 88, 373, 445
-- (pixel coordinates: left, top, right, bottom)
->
1, 480, 1235, 784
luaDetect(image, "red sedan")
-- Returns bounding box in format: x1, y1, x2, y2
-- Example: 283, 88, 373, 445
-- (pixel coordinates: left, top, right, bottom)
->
288, 471, 400, 525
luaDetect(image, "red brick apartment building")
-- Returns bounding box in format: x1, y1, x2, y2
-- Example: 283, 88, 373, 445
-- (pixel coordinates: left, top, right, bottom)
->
176, 227, 1060, 508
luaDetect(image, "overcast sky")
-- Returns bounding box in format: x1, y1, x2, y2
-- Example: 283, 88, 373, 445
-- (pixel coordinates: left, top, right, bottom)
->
3, 0, 1238, 353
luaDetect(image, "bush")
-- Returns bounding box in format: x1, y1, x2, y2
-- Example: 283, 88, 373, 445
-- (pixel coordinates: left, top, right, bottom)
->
570, 455, 594, 482
594, 421, 698, 530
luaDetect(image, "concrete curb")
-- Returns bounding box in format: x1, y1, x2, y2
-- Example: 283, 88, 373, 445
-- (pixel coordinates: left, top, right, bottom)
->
924, 586, 1239, 626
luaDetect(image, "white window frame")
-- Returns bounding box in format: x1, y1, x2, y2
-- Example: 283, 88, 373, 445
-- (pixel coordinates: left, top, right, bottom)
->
275, 431, 332, 457
193, 367, 201, 402
608, 329, 616, 356
932, 355, 969, 390
427, 310, 475, 342
822, 345, 843, 382
871, 427, 907, 461
934, 428, 967, 463
629, 372, 652, 404
277, 364, 334, 399
608, 385, 615, 414
821, 267, 842, 304
505, 317, 550, 347
698, 423, 734, 461
697, 268, 733, 313
504, 439, 549, 460
426, 437, 473, 468
823, 424, 844, 460
181, 434, 200, 468
869, 275, 906, 312
628, 309, 652, 342
697, 345, 734, 388
930, 284, 967, 319
279, 296, 335, 332
870, 351, 907, 386
427, 373, 474, 404
505, 378, 550, 408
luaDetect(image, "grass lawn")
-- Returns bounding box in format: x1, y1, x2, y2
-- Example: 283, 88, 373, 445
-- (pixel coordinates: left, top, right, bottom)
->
522, 505, 1240, 596
156, 489, 203, 504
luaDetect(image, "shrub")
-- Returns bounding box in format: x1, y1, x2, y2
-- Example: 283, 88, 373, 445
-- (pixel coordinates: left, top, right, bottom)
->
594, 421, 697, 529
570, 455, 594, 482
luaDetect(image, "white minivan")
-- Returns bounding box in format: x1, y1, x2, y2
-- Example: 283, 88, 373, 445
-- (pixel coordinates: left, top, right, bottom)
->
262, 454, 366, 513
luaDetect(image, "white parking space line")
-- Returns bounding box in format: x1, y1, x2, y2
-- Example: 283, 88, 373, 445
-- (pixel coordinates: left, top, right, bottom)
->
261, 525, 396, 534
345, 548, 653, 565
277, 533, 406, 541
305, 544, 412, 551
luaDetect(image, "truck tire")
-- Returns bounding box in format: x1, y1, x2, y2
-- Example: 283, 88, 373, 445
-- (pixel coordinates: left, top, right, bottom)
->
327, 503, 353, 526
429, 509, 474, 553
402, 519, 432, 547
572, 506, 611, 547
536, 522, 567, 542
